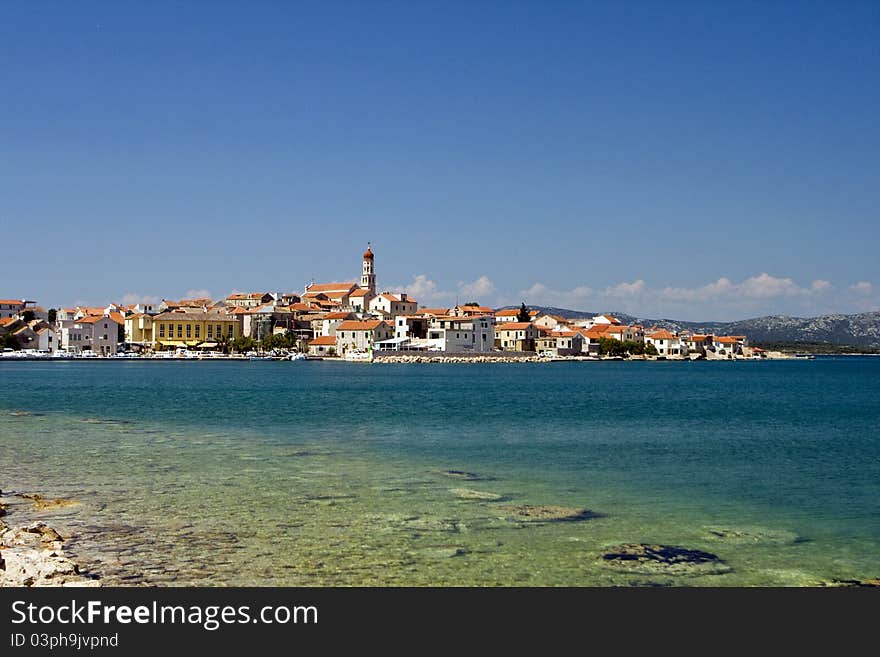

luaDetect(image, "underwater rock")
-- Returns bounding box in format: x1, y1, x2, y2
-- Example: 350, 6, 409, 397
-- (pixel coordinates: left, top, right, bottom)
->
439, 470, 490, 481
419, 546, 469, 559
16, 493, 81, 512
449, 488, 505, 502
600, 544, 730, 577
500, 505, 598, 523
403, 517, 461, 533
703, 526, 799, 545
828, 578, 880, 587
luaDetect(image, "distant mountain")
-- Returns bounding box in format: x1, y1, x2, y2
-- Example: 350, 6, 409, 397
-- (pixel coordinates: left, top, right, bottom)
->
498, 306, 880, 347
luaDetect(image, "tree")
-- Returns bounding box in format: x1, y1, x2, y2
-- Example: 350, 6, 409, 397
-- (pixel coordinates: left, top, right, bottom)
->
464, 302, 480, 307
517, 302, 530, 323
232, 335, 256, 353
48, 308, 57, 323
21, 310, 35, 322
644, 342, 658, 356
2, 333, 19, 350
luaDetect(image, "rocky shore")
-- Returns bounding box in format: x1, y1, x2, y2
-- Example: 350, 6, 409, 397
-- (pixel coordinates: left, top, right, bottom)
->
0, 491, 100, 587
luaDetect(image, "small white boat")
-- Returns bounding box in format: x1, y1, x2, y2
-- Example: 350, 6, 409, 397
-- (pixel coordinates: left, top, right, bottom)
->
344, 350, 372, 362
289, 353, 306, 361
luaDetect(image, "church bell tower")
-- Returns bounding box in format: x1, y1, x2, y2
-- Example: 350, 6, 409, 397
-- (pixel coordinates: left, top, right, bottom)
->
361, 242, 376, 295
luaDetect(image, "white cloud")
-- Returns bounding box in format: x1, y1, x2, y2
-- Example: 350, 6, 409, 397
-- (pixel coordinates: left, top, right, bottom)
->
185, 289, 212, 299
458, 276, 496, 299
518, 283, 594, 308
660, 277, 734, 302
391, 274, 499, 305
605, 280, 646, 297
121, 292, 160, 305
738, 273, 805, 299
393, 274, 454, 304
811, 280, 832, 293
850, 281, 873, 295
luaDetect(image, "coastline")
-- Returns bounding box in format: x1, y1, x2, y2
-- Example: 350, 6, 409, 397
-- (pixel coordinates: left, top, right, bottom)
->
0, 490, 100, 587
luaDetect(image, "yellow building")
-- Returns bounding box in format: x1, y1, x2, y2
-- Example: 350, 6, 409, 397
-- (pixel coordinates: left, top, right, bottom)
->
151, 312, 241, 349
124, 313, 154, 347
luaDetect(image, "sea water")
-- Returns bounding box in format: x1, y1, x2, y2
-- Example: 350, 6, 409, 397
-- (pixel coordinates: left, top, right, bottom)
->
1, 358, 878, 585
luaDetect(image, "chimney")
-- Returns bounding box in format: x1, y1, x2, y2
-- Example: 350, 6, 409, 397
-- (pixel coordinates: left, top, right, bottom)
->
400, 293, 407, 302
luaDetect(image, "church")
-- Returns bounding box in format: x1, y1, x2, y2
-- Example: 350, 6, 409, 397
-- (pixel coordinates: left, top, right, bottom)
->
303, 244, 418, 318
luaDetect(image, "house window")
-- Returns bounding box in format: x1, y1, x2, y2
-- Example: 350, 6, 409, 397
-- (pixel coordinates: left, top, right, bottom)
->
208, 325, 213, 338
176, 325, 182, 338
186, 325, 192, 338
195, 325, 200, 338
159, 324, 165, 338
104, 323, 108, 329
227, 325, 233, 337
217, 325, 222, 336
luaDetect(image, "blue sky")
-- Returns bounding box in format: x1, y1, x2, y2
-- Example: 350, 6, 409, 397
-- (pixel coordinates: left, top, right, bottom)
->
2, 1, 878, 320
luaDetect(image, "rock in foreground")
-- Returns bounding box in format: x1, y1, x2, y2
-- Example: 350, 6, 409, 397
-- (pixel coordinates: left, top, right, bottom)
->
501, 505, 599, 523
600, 543, 730, 577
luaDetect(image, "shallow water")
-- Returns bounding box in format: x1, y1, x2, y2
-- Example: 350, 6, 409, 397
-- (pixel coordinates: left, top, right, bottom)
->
1, 358, 878, 585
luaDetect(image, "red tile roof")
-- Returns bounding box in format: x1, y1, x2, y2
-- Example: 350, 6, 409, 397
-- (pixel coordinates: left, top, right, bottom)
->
306, 282, 357, 294
309, 336, 337, 345
496, 322, 534, 330
337, 320, 390, 331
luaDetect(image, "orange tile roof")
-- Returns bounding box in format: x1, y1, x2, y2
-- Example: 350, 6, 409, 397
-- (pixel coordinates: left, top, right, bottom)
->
349, 289, 371, 298
495, 309, 521, 317
716, 336, 741, 343
496, 322, 534, 330
647, 329, 676, 340
309, 336, 337, 345
306, 282, 357, 294
78, 315, 120, 325
689, 334, 711, 341
289, 303, 313, 312
109, 312, 125, 325
337, 320, 389, 331
416, 308, 451, 316
324, 312, 353, 319
226, 293, 269, 300
0, 317, 17, 327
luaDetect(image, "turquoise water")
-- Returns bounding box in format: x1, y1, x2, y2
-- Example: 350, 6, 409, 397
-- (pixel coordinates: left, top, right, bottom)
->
1, 358, 878, 586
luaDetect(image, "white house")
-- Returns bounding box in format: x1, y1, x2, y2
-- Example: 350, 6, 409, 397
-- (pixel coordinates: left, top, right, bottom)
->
335, 320, 394, 354
321, 312, 357, 337
421, 315, 495, 352
368, 293, 418, 318
60, 314, 121, 355
307, 335, 338, 356
34, 325, 57, 353
645, 329, 682, 357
